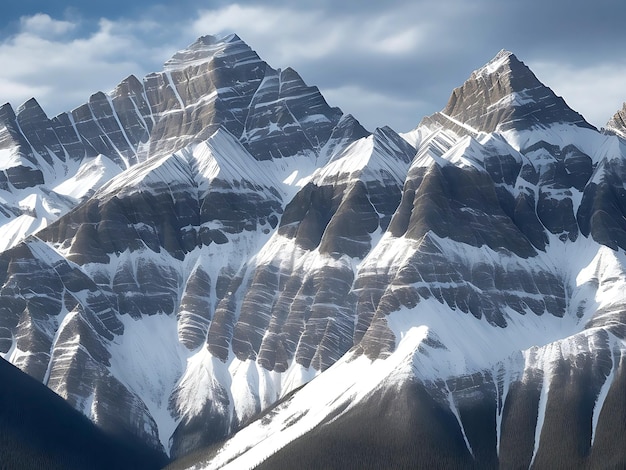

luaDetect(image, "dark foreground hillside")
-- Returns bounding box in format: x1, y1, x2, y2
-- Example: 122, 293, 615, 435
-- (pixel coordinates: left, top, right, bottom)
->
0, 357, 167, 470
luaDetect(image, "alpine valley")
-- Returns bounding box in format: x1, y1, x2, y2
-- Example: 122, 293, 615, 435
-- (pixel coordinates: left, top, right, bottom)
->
1, 33, 626, 469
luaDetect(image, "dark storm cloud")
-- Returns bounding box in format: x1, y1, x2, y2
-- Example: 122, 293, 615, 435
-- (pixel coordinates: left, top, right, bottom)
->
1, 0, 625, 131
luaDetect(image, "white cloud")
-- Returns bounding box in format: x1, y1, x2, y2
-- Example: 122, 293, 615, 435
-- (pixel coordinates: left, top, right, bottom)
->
530, 60, 626, 128
191, 4, 427, 65
0, 15, 178, 115
1, 3, 623, 134
192, 5, 336, 62
20, 13, 76, 38
375, 28, 424, 55
0, 78, 50, 105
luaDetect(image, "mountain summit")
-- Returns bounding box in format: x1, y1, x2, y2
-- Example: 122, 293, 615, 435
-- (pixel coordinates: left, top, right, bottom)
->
427, 49, 595, 133
1, 35, 626, 469
163, 33, 244, 70
0, 33, 358, 252
606, 102, 626, 138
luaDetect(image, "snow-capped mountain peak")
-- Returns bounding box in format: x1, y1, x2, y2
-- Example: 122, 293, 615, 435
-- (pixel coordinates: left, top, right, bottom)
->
474, 48, 515, 76
2, 34, 626, 470
427, 49, 596, 134
164, 33, 250, 71
606, 102, 626, 138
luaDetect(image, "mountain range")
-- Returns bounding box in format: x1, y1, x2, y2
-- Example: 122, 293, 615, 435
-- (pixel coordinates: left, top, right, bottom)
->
1, 34, 626, 469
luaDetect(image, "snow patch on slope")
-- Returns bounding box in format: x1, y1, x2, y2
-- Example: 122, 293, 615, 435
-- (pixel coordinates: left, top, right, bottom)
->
54, 155, 121, 200
313, 128, 413, 186
188, 129, 282, 196
476, 49, 513, 77
108, 312, 188, 452
194, 327, 428, 470
500, 123, 606, 160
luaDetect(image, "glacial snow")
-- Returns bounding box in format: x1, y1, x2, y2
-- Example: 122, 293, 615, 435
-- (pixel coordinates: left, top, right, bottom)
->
182, 220, 626, 469
3, 33, 626, 469
108, 312, 188, 452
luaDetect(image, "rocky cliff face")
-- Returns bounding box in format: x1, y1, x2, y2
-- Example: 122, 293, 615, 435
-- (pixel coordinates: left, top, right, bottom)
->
0, 33, 375, 457
424, 49, 594, 134
1, 35, 626, 469
607, 102, 626, 138
0, 34, 347, 253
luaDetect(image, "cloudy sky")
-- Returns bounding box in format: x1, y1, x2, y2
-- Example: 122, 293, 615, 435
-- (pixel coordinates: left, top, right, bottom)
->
0, 0, 624, 132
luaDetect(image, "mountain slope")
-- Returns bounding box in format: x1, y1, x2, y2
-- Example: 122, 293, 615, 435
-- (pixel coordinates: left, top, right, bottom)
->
0, 33, 351, 253
0, 33, 378, 458
0, 356, 167, 470
2, 38, 626, 470
607, 102, 626, 138
163, 51, 626, 469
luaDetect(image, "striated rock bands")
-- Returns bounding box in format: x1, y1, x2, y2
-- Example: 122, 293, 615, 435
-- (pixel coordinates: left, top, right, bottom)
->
434, 50, 595, 133
0, 34, 345, 252
1, 35, 626, 469
606, 102, 626, 138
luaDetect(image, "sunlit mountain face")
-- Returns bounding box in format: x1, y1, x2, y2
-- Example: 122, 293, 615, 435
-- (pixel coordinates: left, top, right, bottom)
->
2, 34, 626, 470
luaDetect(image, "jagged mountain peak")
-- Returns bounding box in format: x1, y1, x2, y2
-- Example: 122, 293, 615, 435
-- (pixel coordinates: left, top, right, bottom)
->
1, 97, 49, 126
473, 48, 516, 75
196, 32, 242, 46
15, 97, 47, 117
431, 49, 595, 134
163, 32, 250, 71
0, 30, 354, 254
0, 101, 16, 120
606, 102, 626, 138
6, 32, 626, 470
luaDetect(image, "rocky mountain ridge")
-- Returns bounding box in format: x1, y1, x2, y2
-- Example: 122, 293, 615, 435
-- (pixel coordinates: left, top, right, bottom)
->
607, 102, 626, 138
0, 33, 353, 252
1, 36, 626, 469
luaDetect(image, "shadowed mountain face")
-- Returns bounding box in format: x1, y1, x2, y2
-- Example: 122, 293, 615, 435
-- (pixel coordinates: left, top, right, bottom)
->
255, 348, 626, 470
2, 35, 626, 469
0, 357, 167, 470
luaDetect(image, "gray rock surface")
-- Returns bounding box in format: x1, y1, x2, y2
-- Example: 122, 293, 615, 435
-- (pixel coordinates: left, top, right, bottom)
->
426, 50, 595, 134
1, 38, 626, 469
606, 102, 626, 138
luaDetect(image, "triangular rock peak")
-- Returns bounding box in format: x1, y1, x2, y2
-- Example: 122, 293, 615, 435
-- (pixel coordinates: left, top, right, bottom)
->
606, 102, 626, 138
424, 49, 595, 134
163, 33, 247, 70
3, 31, 626, 470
